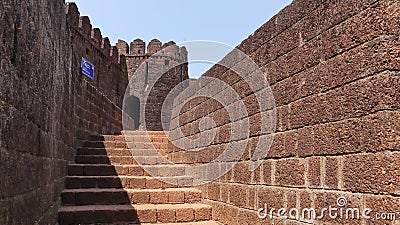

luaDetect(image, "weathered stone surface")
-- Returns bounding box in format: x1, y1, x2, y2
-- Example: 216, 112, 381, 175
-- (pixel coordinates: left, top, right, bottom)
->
343, 152, 399, 195
1, 0, 399, 224
1, 0, 127, 224
167, 1, 399, 225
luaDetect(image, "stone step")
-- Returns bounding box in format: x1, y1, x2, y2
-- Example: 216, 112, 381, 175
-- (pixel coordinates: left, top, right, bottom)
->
87, 135, 121, 141
62, 188, 201, 205
68, 164, 144, 176
65, 176, 193, 189
78, 222, 221, 225
129, 149, 161, 156
89, 134, 169, 143
126, 142, 169, 150
124, 135, 168, 143
77, 148, 168, 157
133, 156, 171, 165
82, 141, 127, 149
140, 222, 222, 225
82, 141, 168, 150
75, 156, 139, 165
68, 164, 185, 176
59, 203, 212, 224
89, 135, 125, 142
121, 130, 167, 136
77, 221, 222, 225
77, 148, 132, 156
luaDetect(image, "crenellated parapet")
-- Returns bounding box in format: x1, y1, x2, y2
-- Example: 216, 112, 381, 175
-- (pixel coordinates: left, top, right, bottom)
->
122, 38, 190, 131
116, 39, 129, 55
91, 28, 102, 46
101, 37, 111, 56
65, 2, 123, 67
65, 2, 79, 27
147, 39, 162, 54
64, 2, 128, 112
130, 39, 146, 55
110, 46, 119, 62
116, 39, 181, 56
78, 16, 92, 37
65, 2, 188, 132
117, 39, 188, 63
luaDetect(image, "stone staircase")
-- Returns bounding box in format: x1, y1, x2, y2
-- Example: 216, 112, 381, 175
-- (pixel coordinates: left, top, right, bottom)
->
58, 131, 219, 225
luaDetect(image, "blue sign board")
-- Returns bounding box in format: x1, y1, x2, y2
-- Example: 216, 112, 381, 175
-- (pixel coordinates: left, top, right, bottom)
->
81, 58, 94, 80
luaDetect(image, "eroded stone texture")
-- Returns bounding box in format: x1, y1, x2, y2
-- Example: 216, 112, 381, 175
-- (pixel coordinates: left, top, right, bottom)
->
1, 0, 399, 224
167, 0, 400, 225
118, 39, 189, 131
0, 1, 127, 224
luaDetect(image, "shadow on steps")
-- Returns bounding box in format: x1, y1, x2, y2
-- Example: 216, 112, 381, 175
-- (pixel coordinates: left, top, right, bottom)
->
58, 132, 214, 225
58, 135, 140, 224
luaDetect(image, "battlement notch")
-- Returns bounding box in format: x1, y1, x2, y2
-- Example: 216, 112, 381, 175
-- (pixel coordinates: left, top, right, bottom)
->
78, 16, 92, 38
91, 28, 102, 47
117, 40, 129, 56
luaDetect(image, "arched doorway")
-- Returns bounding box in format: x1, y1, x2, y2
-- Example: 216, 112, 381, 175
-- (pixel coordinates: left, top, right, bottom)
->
124, 96, 140, 130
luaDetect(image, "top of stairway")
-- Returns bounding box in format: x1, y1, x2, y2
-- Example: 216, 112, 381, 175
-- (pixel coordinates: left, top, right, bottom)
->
88, 131, 169, 141
122, 130, 168, 135
81, 222, 222, 225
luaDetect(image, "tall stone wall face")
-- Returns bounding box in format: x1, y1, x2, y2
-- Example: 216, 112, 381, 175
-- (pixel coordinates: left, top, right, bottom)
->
145, 62, 189, 130
122, 40, 189, 131
0, 1, 127, 224
65, 2, 128, 138
168, 0, 400, 224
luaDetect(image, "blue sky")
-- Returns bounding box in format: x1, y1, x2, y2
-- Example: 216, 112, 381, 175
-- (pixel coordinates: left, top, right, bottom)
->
71, 0, 292, 78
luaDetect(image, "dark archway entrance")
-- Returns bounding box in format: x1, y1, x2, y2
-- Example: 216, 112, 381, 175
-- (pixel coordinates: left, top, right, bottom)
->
125, 96, 140, 129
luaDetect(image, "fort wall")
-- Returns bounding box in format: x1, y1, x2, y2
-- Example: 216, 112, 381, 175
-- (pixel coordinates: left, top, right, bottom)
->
0, 1, 127, 223
118, 39, 189, 130
0, 0, 398, 224
168, 0, 400, 224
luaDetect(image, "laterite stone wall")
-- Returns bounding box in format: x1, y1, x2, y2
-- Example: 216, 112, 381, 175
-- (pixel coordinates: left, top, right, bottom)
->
0, 1, 127, 224
168, 0, 400, 224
